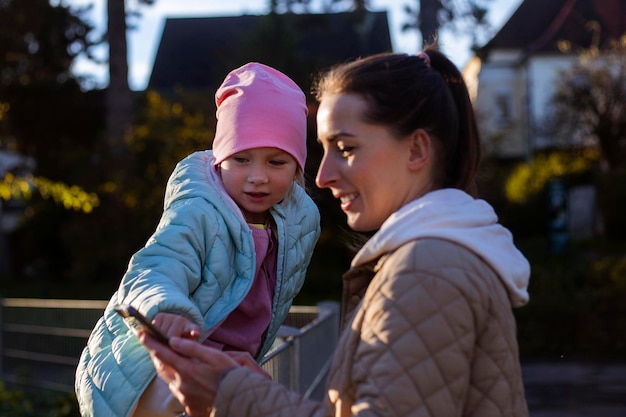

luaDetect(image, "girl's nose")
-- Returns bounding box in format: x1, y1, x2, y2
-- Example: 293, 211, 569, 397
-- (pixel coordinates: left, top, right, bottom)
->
247, 169, 269, 184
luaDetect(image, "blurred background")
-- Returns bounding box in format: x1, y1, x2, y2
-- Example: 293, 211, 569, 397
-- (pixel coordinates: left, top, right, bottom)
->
1, 1, 626, 409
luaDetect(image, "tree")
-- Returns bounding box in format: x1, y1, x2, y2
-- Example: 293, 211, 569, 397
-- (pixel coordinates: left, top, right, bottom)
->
59, 90, 213, 291
504, 149, 598, 204
0, 0, 93, 88
105, 0, 155, 159
548, 41, 626, 172
0, 1, 99, 174
106, 0, 132, 156
402, 0, 491, 49
547, 40, 626, 240
0, 1, 103, 289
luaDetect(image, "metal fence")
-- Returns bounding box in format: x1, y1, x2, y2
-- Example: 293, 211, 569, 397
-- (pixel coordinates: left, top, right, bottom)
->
0, 298, 339, 400
260, 301, 340, 400
0, 298, 108, 392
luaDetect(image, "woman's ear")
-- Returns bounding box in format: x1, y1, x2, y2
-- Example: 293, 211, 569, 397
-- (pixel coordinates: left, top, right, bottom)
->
407, 128, 432, 171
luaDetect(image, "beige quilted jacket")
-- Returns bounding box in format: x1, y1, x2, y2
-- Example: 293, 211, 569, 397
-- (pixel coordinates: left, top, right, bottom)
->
211, 238, 529, 417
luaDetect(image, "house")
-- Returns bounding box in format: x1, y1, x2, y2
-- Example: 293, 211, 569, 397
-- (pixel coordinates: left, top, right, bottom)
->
464, 0, 626, 240
465, 0, 626, 160
148, 11, 392, 96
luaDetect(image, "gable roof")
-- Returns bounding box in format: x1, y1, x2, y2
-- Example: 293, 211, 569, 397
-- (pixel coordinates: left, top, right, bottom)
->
479, 0, 626, 55
148, 11, 392, 93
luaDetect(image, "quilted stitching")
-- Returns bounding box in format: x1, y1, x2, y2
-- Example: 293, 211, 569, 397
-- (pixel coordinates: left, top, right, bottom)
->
211, 238, 528, 417
76, 151, 320, 417
340, 239, 528, 417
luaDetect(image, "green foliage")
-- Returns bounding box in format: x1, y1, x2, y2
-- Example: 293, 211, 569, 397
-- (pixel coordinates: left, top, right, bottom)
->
548, 38, 626, 171
127, 90, 212, 181
0, 0, 105, 292
514, 237, 626, 358
504, 149, 598, 204
49, 90, 214, 290
0, 381, 79, 417
1, 88, 214, 295
476, 157, 549, 239
0, 173, 99, 213
0, 0, 94, 87
596, 168, 626, 240
0, 381, 33, 417
479, 157, 626, 359
119, 89, 213, 226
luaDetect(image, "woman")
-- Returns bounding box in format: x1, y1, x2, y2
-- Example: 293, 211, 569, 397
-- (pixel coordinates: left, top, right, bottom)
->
139, 49, 531, 417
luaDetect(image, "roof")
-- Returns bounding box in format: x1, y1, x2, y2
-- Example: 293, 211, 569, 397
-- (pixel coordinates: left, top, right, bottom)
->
148, 11, 392, 93
479, 0, 626, 55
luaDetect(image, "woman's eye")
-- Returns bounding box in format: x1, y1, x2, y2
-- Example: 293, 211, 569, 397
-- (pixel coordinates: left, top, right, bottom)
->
338, 146, 354, 157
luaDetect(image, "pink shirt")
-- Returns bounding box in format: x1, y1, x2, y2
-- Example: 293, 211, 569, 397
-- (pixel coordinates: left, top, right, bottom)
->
203, 223, 277, 356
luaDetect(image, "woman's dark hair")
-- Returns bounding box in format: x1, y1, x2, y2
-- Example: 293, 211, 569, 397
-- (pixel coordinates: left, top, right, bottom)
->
312, 48, 481, 196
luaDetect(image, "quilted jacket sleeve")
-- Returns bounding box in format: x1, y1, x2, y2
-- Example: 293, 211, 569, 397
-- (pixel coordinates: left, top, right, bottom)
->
211, 367, 328, 417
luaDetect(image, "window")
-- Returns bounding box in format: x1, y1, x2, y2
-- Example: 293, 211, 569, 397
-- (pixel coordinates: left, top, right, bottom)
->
494, 92, 512, 126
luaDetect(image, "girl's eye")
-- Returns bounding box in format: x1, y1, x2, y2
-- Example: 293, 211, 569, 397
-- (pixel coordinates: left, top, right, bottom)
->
233, 157, 248, 163
269, 160, 286, 166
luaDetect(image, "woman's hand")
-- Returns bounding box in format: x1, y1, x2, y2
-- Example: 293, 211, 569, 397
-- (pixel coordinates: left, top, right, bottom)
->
139, 332, 238, 417
223, 351, 272, 379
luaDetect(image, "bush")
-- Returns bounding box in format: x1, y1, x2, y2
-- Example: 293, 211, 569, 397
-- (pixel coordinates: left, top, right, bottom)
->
514, 237, 626, 358
597, 169, 626, 240
0, 381, 79, 417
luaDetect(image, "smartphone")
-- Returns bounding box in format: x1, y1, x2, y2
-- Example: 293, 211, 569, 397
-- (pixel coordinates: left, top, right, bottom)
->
114, 304, 170, 344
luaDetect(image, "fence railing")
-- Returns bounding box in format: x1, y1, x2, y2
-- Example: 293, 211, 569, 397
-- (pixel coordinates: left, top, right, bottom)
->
260, 301, 340, 400
0, 298, 108, 393
0, 298, 339, 400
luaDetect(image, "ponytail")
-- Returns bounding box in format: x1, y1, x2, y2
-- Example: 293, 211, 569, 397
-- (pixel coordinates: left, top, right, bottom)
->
424, 47, 481, 196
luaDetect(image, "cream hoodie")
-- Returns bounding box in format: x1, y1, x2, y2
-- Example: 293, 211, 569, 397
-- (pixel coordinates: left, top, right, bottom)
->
352, 188, 530, 307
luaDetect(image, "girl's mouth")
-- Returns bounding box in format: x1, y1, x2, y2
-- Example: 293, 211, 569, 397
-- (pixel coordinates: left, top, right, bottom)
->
246, 192, 269, 202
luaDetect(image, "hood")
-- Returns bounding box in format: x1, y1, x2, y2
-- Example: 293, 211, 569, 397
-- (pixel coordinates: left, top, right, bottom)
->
163, 150, 245, 224
352, 188, 530, 307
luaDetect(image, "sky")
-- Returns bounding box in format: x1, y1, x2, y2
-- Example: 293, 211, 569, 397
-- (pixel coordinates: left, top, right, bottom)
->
65, 0, 523, 91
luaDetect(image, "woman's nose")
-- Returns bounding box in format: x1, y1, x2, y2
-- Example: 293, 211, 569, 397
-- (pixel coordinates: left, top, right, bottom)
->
315, 153, 335, 189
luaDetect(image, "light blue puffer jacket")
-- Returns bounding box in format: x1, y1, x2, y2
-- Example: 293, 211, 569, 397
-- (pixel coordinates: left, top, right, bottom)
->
75, 150, 321, 417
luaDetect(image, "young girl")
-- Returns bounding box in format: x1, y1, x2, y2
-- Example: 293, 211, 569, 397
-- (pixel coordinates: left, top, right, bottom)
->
75, 62, 321, 417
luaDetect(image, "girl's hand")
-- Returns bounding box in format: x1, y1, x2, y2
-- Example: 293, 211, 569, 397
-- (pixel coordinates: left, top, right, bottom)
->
139, 332, 239, 417
153, 312, 201, 340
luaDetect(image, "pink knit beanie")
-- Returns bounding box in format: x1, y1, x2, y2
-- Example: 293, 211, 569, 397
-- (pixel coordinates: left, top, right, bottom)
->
212, 62, 308, 170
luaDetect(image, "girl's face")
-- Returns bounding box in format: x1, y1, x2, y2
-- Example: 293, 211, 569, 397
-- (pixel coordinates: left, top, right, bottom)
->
219, 147, 298, 223
316, 93, 429, 232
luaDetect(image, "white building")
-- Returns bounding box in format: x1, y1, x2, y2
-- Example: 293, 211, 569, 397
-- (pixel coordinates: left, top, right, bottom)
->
466, 0, 626, 160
